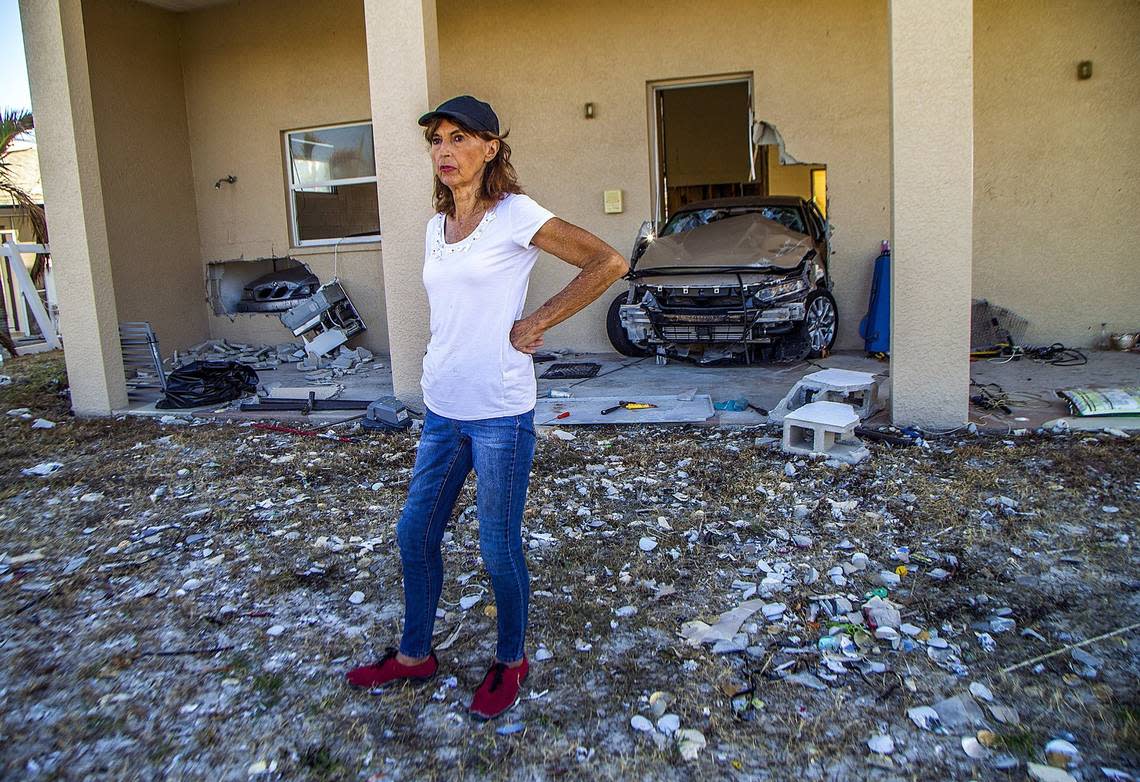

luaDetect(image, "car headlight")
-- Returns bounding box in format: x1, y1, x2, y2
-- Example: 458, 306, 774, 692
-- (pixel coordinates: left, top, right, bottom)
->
760, 278, 808, 300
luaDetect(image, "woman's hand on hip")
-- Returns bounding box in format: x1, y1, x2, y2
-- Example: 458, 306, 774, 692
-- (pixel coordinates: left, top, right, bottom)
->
510, 317, 545, 354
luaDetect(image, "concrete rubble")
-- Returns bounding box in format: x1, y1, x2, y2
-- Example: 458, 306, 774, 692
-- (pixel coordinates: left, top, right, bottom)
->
175, 340, 381, 381
1, 353, 1137, 779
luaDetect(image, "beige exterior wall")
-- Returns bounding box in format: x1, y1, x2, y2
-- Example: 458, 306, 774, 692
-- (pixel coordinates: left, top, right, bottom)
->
28, 0, 1137, 416
438, 0, 892, 352
178, 0, 389, 353
81, 0, 207, 354
974, 0, 1140, 347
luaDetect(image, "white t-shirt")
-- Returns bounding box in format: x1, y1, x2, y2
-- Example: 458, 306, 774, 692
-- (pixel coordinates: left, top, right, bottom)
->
420, 193, 555, 420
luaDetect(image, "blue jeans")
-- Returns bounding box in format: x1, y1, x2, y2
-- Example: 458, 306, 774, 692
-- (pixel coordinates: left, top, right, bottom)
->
396, 408, 536, 663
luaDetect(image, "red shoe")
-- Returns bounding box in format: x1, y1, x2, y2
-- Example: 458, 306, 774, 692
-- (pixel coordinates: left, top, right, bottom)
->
468, 657, 529, 720
345, 647, 438, 689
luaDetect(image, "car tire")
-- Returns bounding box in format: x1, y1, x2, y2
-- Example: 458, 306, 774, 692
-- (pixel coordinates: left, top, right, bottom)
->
606, 292, 653, 357
801, 289, 838, 357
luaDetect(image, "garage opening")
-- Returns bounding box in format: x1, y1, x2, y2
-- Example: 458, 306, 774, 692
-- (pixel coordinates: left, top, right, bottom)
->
649, 76, 827, 221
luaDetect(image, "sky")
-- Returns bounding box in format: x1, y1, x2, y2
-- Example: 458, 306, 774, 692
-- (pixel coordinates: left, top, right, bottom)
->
1, 0, 32, 111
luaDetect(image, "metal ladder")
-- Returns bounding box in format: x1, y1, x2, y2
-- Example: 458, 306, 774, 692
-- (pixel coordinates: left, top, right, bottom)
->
118, 322, 167, 403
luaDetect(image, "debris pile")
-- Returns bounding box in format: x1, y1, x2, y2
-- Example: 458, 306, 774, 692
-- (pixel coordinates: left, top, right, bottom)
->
176, 339, 304, 369
0, 353, 1137, 779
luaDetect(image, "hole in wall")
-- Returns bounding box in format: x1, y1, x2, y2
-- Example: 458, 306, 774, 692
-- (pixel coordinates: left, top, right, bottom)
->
206, 256, 316, 316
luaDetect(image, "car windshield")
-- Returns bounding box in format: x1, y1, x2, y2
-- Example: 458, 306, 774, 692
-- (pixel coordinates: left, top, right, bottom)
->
660, 205, 805, 236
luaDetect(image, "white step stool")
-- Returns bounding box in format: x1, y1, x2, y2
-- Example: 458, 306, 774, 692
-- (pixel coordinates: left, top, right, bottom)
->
769, 368, 883, 423
782, 400, 870, 464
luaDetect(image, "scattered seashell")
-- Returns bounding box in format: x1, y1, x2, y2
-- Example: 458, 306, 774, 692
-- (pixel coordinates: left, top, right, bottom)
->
630, 714, 654, 732
1045, 739, 1080, 769
675, 728, 707, 761
868, 734, 895, 755
907, 705, 940, 730
962, 736, 990, 759
969, 682, 994, 702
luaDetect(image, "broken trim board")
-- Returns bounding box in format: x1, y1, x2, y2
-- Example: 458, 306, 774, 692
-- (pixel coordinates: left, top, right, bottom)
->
264, 385, 343, 400
534, 395, 714, 425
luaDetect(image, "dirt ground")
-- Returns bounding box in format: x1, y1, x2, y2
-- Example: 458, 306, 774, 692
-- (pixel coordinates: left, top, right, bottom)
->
1, 352, 1137, 781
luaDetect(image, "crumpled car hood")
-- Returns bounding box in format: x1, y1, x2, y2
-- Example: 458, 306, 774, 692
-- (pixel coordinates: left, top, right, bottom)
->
635, 213, 812, 273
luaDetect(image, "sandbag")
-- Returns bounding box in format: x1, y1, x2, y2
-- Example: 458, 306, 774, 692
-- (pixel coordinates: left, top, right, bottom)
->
155, 360, 259, 409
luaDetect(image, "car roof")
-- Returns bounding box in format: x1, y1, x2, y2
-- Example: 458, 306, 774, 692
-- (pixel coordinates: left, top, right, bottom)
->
670, 196, 808, 214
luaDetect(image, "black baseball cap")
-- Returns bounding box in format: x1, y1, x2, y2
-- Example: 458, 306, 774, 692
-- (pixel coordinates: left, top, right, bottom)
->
418, 95, 500, 136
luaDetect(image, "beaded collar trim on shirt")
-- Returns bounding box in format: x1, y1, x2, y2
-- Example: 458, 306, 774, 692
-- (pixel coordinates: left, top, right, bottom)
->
430, 203, 499, 259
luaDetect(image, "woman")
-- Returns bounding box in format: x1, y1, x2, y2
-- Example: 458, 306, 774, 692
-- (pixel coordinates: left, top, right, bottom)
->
346, 95, 628, 720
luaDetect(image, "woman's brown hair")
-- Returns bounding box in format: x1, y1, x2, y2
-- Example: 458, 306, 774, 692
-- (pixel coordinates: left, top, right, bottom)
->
424, 117, 523, 216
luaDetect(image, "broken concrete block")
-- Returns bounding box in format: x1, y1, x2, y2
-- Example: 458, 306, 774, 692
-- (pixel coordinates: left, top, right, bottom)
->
769, 368, 884, 423
781, 401, 869, 464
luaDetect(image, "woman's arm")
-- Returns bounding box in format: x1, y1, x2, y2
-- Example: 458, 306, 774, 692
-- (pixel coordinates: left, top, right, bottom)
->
510, 218, 629, 354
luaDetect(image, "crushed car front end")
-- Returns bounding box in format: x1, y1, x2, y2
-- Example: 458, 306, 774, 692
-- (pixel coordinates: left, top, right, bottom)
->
615, 210, 834, 362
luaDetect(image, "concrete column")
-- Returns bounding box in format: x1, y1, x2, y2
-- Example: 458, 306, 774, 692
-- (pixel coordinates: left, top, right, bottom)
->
363, 0, 440, 407
20, 0, 127, 415
889, 0, 973, 428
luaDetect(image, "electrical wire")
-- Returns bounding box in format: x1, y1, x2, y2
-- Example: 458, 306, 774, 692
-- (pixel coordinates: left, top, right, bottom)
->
331, 235, 348, 282
984, 342, 1087, 367
566, 356, 650, 388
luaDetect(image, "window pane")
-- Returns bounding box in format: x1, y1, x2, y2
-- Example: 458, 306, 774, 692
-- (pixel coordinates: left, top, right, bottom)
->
294, 182, 379, 242
288, 124, 375, 185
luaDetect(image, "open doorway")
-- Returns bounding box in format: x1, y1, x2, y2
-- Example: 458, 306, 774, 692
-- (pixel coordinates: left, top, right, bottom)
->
648, 76, 828, 223
651, 76, 758, 221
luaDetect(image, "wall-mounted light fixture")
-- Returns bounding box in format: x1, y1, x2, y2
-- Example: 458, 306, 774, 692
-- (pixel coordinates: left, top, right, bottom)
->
584, 102, 595, 119
214, 174, 237, 189
1077, 60, 1093, 80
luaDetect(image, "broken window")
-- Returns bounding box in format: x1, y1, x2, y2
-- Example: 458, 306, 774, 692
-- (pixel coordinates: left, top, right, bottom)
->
285, 122, 380, 246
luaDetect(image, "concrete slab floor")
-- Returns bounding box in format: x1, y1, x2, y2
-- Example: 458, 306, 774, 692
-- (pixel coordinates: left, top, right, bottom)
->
118, 348, 1139, 433
968, 349, 1140, 432
535, 350, 888, 427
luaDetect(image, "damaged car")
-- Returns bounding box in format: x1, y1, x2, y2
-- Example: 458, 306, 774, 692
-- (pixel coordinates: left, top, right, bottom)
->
607, 196, 836, 363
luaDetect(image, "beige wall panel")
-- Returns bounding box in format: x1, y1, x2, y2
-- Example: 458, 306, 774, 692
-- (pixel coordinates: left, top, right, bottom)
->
82, 0, 208, 354
179, 0, 389, 352
973, 0, 1140, 347
437, 0, 891, 352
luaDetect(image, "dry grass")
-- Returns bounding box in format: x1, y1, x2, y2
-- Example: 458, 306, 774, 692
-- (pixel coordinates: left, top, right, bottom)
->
1, 352, 1137, 780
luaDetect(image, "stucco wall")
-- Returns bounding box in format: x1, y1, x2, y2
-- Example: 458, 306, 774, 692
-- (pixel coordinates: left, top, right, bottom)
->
81, 0, 208, 354
974, 0, 1140, 347
93, 0, 1136, 360
438, 0, 892, 352
178, 0, 389, 353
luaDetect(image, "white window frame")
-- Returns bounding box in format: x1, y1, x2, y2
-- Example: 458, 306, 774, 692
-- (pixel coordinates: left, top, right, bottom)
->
285, 120, 380, 248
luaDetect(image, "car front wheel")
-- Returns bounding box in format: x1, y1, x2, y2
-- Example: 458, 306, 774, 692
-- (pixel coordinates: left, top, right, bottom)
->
801, 289, 838, 357
606, 292, 653, 357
